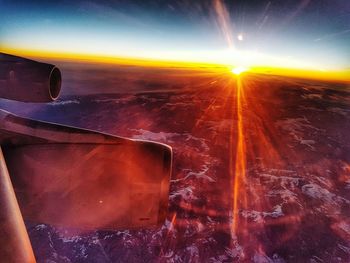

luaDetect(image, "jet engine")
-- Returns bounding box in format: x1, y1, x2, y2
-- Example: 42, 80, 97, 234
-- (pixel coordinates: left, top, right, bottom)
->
0, 53, 61, 102
0, 53, 172, 262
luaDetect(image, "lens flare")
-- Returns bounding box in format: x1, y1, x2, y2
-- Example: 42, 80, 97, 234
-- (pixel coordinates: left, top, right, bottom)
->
231, 76, 247, 235
213, 0, 235, 49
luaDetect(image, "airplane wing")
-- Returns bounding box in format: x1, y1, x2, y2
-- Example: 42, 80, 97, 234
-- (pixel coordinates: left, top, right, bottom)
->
0, 109, 172, 230
0, 53, 172, 262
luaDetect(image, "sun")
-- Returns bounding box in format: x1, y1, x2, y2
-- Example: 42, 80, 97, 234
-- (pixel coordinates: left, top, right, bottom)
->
231, 66, 248, 75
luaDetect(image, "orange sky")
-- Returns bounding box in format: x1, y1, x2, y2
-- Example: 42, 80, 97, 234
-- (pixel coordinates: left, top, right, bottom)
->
2, 46, 349, 83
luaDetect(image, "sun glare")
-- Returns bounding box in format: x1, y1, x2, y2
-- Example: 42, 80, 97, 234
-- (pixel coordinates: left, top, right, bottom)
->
231, 66, 248, 75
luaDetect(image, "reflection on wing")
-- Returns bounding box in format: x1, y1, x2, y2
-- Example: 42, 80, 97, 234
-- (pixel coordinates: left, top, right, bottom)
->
0, 110, 172, 230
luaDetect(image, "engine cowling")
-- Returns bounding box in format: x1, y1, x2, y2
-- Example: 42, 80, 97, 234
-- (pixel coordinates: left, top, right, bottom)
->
0, 53, 61, 102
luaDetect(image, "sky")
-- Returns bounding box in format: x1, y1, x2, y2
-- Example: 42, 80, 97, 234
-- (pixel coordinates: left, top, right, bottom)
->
0, 0, 350, 71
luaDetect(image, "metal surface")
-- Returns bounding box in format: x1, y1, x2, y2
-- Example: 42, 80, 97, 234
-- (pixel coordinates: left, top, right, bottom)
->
0, 109, 172, 230
0, 147, 36, 262
0, 53, 61, 102
0, 54, 172, 261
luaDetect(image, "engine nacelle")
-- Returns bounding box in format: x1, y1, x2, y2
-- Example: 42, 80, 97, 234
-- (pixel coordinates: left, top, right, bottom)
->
0, 53, 61, 102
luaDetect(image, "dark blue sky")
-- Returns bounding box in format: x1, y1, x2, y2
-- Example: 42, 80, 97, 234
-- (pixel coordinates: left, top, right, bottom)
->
1, 0, 349, 69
